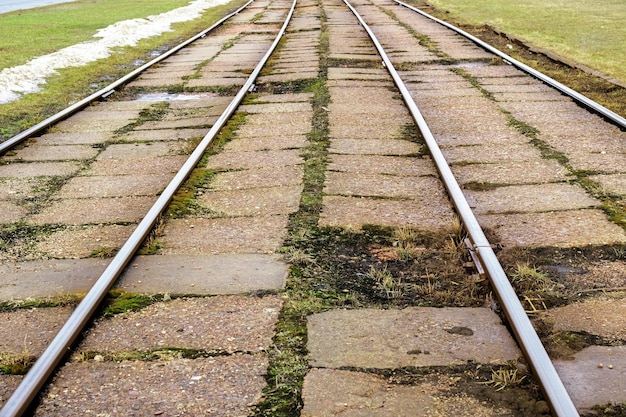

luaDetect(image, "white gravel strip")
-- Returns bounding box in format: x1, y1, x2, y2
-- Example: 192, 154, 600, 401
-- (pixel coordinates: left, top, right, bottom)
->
0, 0, 230, 104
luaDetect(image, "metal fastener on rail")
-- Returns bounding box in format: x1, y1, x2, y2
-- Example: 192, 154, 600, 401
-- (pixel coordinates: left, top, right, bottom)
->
341, 0, 580, 415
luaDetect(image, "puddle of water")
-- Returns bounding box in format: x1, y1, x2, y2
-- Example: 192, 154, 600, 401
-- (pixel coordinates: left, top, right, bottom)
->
135, 92, 215, 102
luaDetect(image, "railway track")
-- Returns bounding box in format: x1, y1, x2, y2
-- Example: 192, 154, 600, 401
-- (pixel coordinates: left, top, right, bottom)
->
1, 0, 625, 415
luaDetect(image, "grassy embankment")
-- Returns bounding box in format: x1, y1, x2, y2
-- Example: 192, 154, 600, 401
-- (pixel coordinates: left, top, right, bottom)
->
0, 0, 246, 139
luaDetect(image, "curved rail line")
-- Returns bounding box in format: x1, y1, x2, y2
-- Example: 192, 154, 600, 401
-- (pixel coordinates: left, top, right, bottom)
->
393, 0, 626, 130
0, 0, 255, 155
342, 0, 579, 416
0, 0, 298, 415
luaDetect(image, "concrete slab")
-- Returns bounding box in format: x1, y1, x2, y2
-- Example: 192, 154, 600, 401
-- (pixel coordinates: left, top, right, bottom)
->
0, 201, 27, 223
589, 173, 626, 195
545, 297, 626, 340
96, 142, 187, 160
307, 308, 520, 368
35, 132, 110, 145
34, 224, 135, 259
320, 195, 454, 230
567, 152, 626, 174
117, 254, 287, 294
198, 185, 302, 216
160, 216, 289, 255
0, 258, 110, 300
116, 128, 208, 143
35, 355, 268, 417
29, 196, 155, 225
328, 154, 437, 176
325, 172, 444, 199
3, 144, 99, 162
0, 178, 39, 200
55, 174, 171, 198
206, 149, 302, 170
0, 307, 73, 355
87, 156, 187, 176
554, 346, 626, 412
465, 183, 601, 214
79, 295, 281, 353
222, 134, 307, 152
442, 143, 542, 164
452, 160, 570, 186
301, 368, 519, 417
210, 165, 303, 190
329, 138, 422, 155
479, 209, 626, 248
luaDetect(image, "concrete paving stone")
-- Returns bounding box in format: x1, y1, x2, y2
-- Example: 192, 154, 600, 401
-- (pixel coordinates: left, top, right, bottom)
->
186, 77, 248, 88
434, 131, 529, 147
55, 174, 171, 198
329, 138, 422, 155
442, 143, 542, 164
164, 105, 226, 119
307, 307, 520, 368
0, 177, 39, 200
245, 111, 311, 127
492, 91, 570, 102
327, 79, 394, 88
223, 134, 307, 151
0, 375, 22, 407
566, 152, 626, 174
198, 185, 302, 216
546, 297, 626, 340
126, 77, 186, 88
0, 201, 27, 223
117, 253, 286, 294
589, 173, 626, 195
87, 155, 187, 175
206, 149, 302, 170
464, 183, 601, 214
328, 154, 437, 176
29, 196, 156, 225
478, 209, 626, 248
0, 258, 110, 300
236, 121, 310, 137
116, 128, 208, 143
410, 86, 483, 99
54, 112, 137, 133
238, 102, 311, 113
301, 368, 517, 417
79, 295, 282, 353
541, 132, 625, 155
160, 216, 289, 255
166, 95, 232, 110
34, 132, 110, 145
547, 261, 626, 290
325, 172, 443, 199
0, 306, 73, 356
260, 72, 319, 82
35, 224, 135, 259
464, 64, 527, 78
483, 83, 562, 94
452, 160, 571, 185
3, 144, 99, 162
251, 93, 313, 103
96, 142, 187, 160
554, 346, 626, 412
499, 100, 599, 121
0, 162, 82, 178
328, 67, 390, 81
136, 115, 218, 130
35, 355, 268, 417
84, 101, 148, 112
320, 195, 454, 230
328, 53, 380, 61
210, 165, 303, 190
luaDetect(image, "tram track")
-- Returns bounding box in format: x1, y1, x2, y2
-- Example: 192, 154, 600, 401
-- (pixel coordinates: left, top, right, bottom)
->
1, 0, 625, 415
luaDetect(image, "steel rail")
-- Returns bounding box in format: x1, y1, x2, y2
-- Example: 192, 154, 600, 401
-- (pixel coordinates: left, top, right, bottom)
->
0, 0, 298, 414
341, 0, 580, 416
0, 0, 255, 155
392, 0, 626, 130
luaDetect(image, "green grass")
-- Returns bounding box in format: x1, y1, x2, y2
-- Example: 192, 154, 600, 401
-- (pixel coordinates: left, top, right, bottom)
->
0, 0, 195, 69
420, 0, 626, 85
